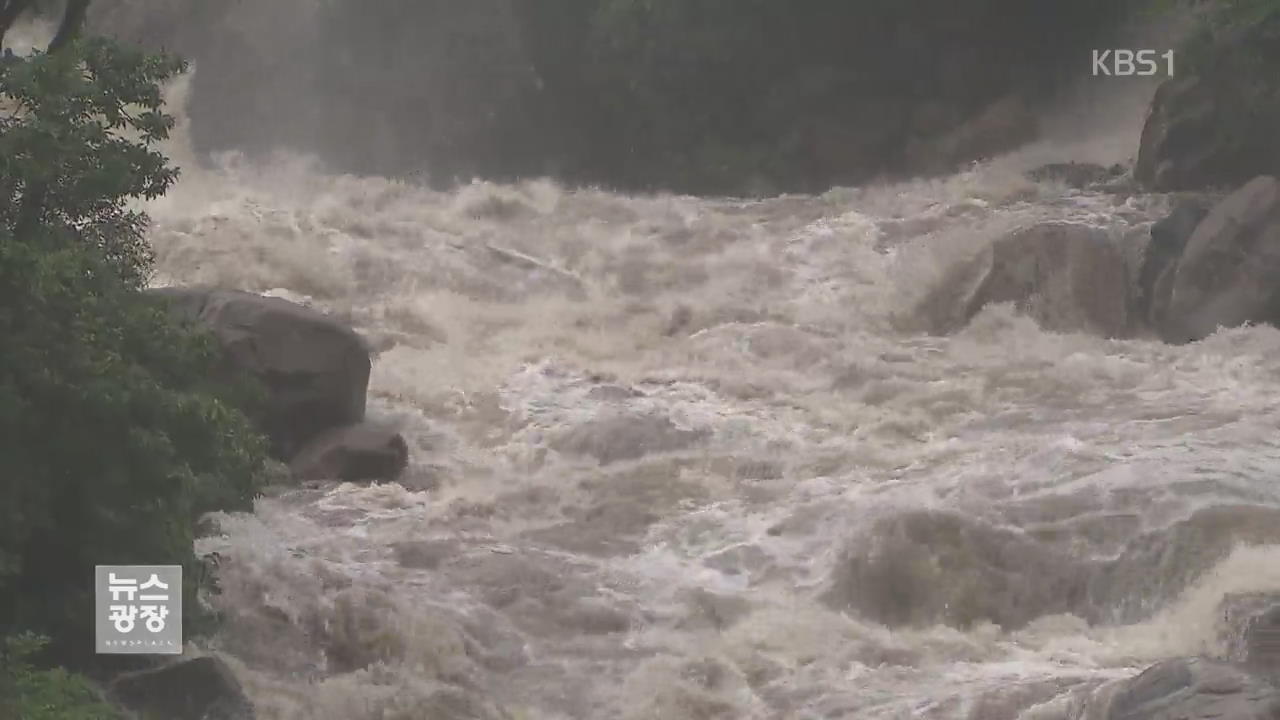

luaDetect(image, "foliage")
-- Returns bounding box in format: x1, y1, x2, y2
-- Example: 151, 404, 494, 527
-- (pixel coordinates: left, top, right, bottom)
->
1, 633, 125, 720
0, 38, 270, 665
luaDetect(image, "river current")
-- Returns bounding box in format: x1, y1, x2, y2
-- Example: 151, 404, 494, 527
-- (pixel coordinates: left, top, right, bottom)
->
126, 67, 1280, 719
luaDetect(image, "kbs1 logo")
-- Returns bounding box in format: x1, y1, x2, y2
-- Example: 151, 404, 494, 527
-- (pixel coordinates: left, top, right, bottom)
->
1092, 49, 1175, 77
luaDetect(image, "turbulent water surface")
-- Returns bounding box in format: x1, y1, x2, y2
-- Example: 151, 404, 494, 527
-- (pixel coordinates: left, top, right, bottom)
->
132, 72, 1280, 720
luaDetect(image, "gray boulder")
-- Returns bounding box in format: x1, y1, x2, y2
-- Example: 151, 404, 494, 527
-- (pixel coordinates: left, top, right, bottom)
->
149, 288, 371, 458
109, 655, 254, 720
913, 222, 1132, 337
289, 421, 409, 482
1217, 593, 1280, 666
1083, 658, 1280, 720
1139, 197, 1213, 327
1159, 176, 1280, 343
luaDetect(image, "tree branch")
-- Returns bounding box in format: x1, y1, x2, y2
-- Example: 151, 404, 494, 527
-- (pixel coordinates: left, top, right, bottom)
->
47, 0, 90, 54
0, 0, 36, 51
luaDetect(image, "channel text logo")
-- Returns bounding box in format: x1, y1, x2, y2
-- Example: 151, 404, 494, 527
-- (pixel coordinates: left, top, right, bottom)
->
1092, 49, 1174, 77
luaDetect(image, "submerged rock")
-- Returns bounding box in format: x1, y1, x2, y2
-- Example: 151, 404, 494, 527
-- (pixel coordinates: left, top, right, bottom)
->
109, 655, 254, 720
149, 287, 371, 458
289, 421, 409, 483
550, 413, 708, 465
1159, 176, 1280, 343
913, 222, 1131, 337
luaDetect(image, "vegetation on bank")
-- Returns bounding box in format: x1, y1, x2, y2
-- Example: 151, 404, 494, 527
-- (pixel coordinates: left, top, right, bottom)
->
1, 634, 124, 720
0, 1, 271, 715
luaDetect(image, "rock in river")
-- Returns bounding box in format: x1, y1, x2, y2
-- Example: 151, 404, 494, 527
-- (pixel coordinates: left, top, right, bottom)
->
149, 287, 371, 459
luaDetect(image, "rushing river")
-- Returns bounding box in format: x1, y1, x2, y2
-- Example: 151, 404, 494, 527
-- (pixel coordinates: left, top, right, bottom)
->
132, 68, 1280, 719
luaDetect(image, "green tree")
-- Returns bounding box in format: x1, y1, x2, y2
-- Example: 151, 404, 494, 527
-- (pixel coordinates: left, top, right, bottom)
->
0, 6, 270, 666
1, 633, 124, 720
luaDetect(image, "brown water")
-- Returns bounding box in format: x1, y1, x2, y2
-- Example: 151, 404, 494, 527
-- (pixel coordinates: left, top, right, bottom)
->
118, 59, 1280, 719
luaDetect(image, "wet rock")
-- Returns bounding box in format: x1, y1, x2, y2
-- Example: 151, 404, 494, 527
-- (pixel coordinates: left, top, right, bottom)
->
1135, 14, 1280, 192
914, 222, 1132, 337
1086, 658, 1280, 720
1026, 162, 1125, 189
821, 510, 1085, 629
108, 655, 255, 720
392, 539, 459, 570
1086, 506, 1280, 625
1159, 176, 1280, 343
149, 287, 371, 459
1139, 197, 1213, 327
1232, 601, 1280, 674
678, 588, 751, 632
1217, 593, 1280, 665
288, 421, 409, 483
551, 413, 708, 465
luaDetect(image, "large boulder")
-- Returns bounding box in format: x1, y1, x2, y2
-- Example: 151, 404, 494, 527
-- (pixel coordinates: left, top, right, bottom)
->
1159, 176, 1280, 343
149, 288, 371, 458
912, 222, 1132, 337
1138, 197, 1213, 327
289, 421, 409, 483
109, 656, 255, 720
1081, 658, 1280, 720
1135, 13, 1280, 191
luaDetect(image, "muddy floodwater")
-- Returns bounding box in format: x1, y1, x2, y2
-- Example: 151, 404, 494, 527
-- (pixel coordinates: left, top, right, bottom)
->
135, 74, 1280, 719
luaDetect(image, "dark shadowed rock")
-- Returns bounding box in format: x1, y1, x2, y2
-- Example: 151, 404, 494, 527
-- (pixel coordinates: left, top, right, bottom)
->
1135, 14, 1280, 192
1086, 658, 1280, 720
1246, 605, 1280, 674
1219, 593, 1280, 665
109, 655, 254, 720
289, 421, 409, 483
1160, 176, 1280, 343
149, 288, 371, 458
1139, 197, 1213, 327
913, 222, 1131, 337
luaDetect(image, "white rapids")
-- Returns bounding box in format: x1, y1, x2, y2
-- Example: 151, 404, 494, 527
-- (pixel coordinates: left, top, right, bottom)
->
132, 70, 1280, 720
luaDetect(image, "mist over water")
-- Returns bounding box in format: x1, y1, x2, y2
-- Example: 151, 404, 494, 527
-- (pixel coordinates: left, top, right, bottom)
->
100, 6, 1280, 717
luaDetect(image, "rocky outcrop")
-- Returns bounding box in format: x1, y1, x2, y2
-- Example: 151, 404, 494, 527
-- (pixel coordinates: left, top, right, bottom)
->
289, 421, 409, 483
1135, 13, 1280, 192
1086, 658, 1280, 720
913, 222, 1132, 337
1157, 176, 1280, 343
109, 656, 254, 720
149, 288, 371, 459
